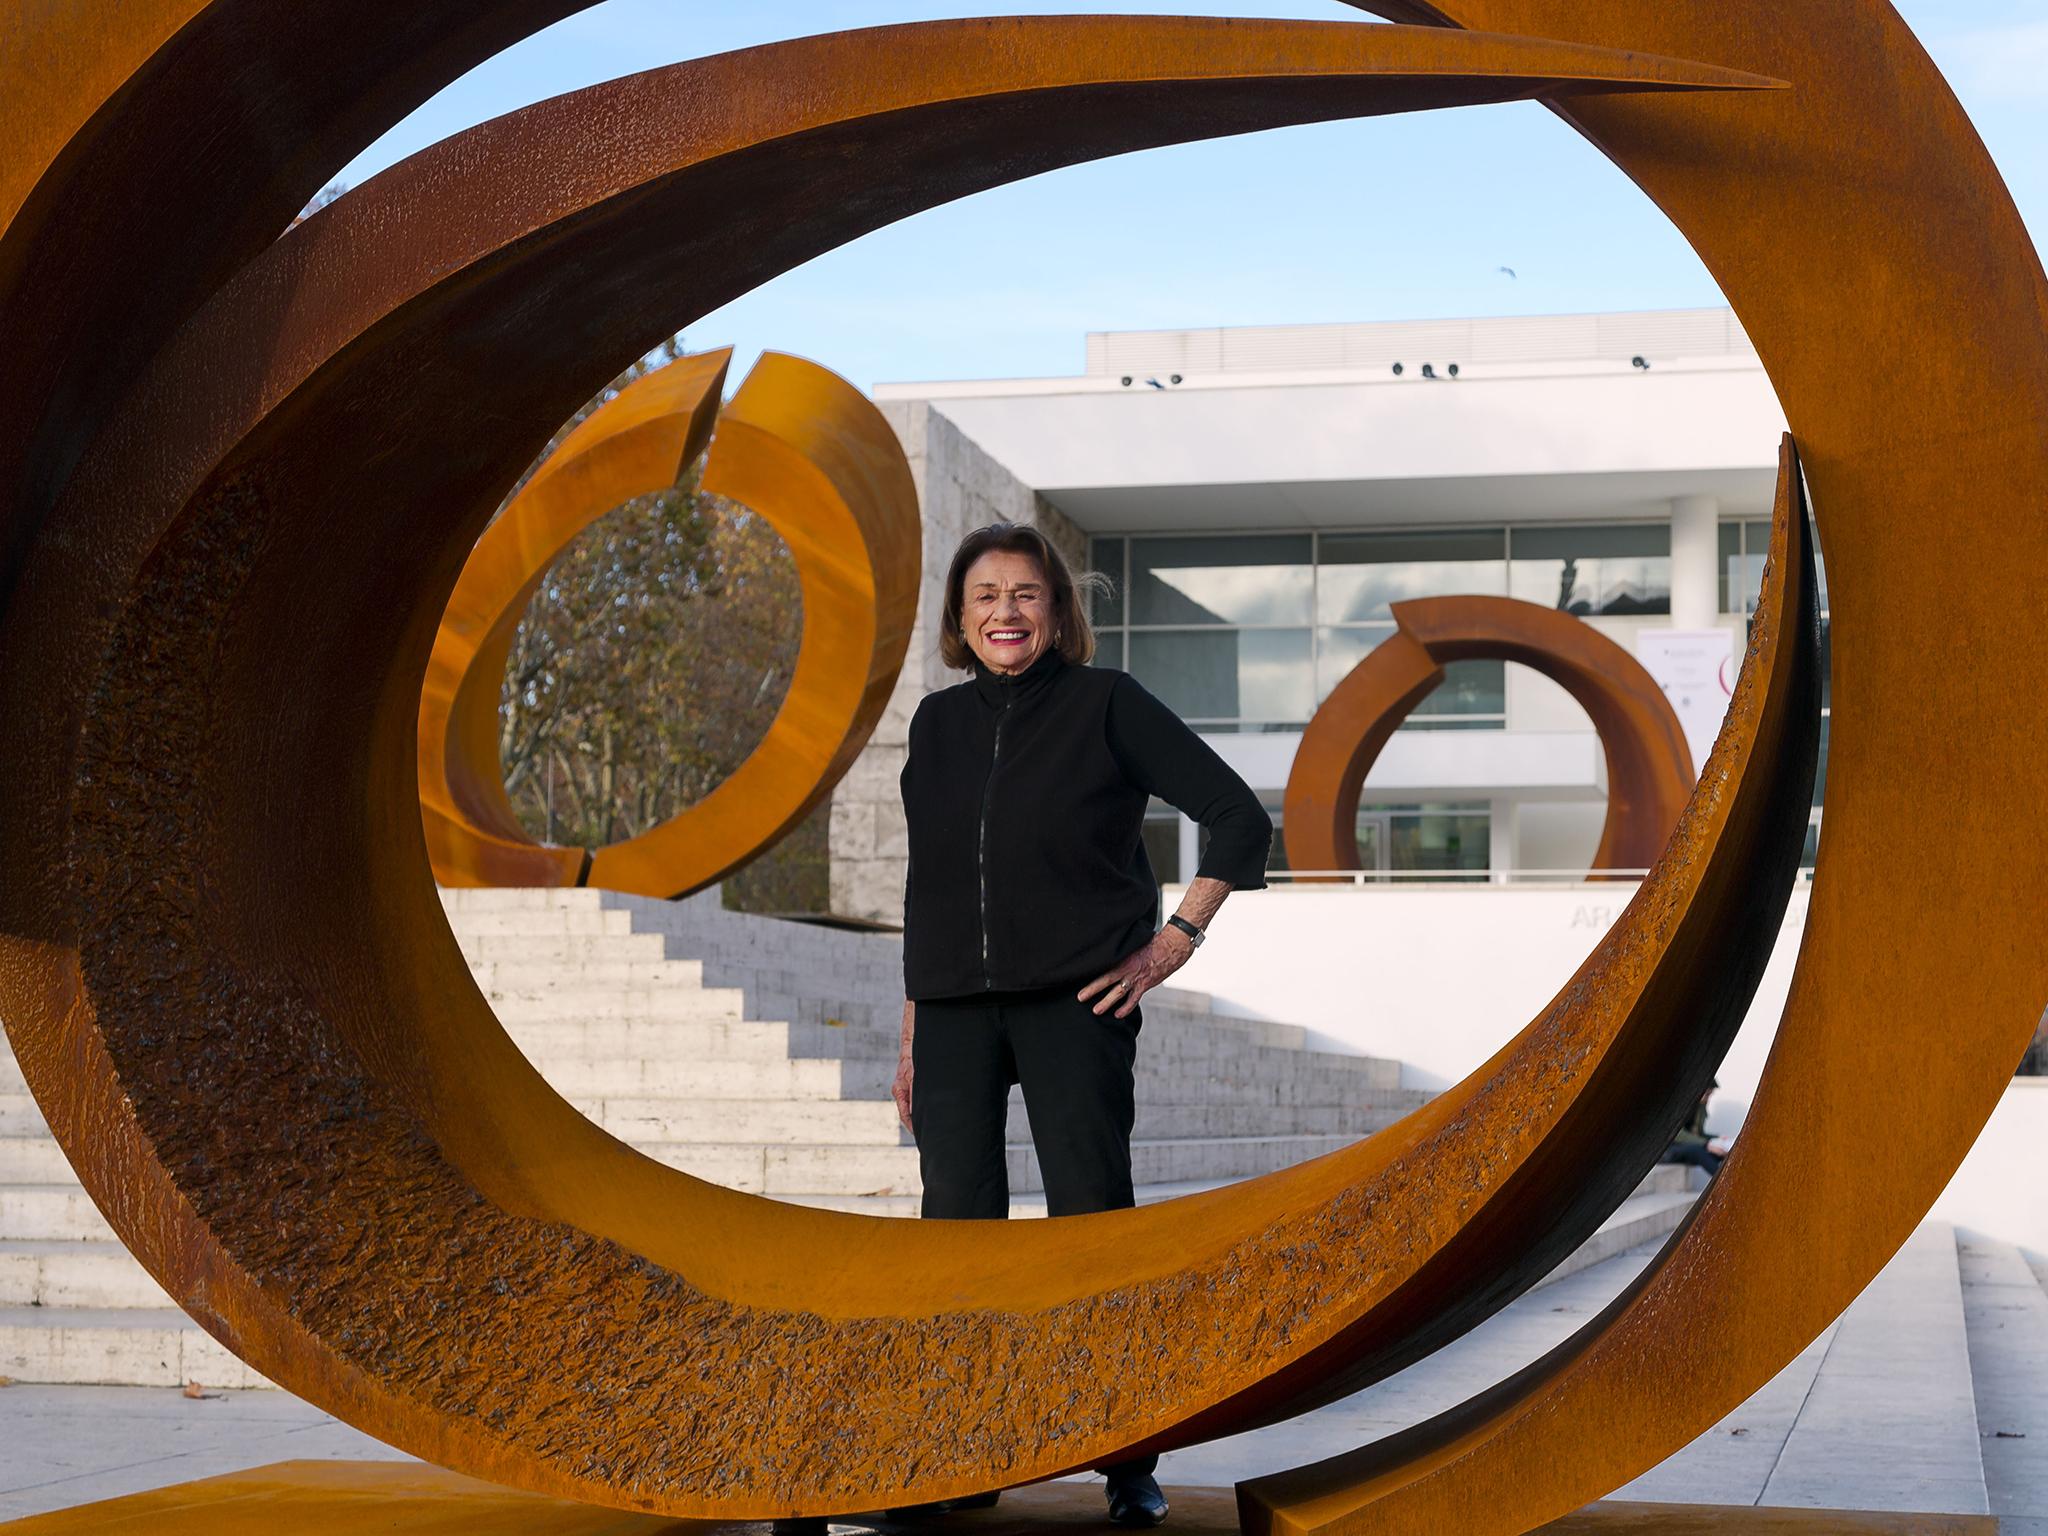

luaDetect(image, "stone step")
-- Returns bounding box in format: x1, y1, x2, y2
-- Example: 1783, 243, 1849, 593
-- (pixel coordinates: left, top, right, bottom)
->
1029, 1100, 1426, 1141
1759, 1222, 1987, 1515
0, 1093, 47, 1137
448, 908, 638, 937
1114, 1133, 1360, 1187
0, 1135, 73, 1182
0, 1184, 115, 1242
790, 1162, 1688, 1225
0, 1305, 271, 1389
1958, 1233, 2048, 1519
455, 933, 667, 963
575, 1097, 908, 1144
501, 1018, 831, 1064
632, 1114, 1440, 1197
0, 1054, 23, 1091
1534, 1189, 1695, 1288
470, 959, 707, 990
442, 888, 608, 912
479, 986, 747, 1024
531, 1055, 875, 1101
0, 1240, 171, 1308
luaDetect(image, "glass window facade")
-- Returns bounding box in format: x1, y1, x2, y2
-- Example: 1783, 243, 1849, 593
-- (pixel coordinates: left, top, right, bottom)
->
1317, 529, 1507, 622
1150, 796, 1492, 883
1130, 535, 1311, 626
1088, 526, 1632, 732
1507, 524, 1671, 616
1720, 519, 1773, 616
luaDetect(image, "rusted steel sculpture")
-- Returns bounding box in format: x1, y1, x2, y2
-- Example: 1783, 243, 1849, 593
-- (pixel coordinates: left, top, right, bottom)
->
419, 348, 919, 896
0, 7, 2039, 1536
1283, 595, 1695, 879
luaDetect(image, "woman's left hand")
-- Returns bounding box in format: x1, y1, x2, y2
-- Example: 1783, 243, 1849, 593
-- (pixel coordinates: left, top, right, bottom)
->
1078, 927, 1193, 1019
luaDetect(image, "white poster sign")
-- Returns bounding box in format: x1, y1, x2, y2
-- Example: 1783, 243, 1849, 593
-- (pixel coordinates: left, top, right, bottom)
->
1637, 628, 1737, 775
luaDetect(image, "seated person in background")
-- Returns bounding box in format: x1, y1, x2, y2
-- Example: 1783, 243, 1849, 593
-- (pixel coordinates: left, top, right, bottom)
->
1661, 1079, 1733, 1177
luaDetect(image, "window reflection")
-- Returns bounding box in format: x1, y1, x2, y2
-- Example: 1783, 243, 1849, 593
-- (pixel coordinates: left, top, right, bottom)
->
1089, 537, 1124, 626
1509, 524, 1670, 616
1315, 625, 1393, 702
1353, 804, 1491, 879
1129, 628, 1313, 724
1389, 805, 1490, 878
1718, 521, 1744, 615
1720, 519, 1772, 616
1416, 660, 1506, 720
1317, 529, 1506, 623
1316, 628, 1504, 726
1130, 535, 1312, 626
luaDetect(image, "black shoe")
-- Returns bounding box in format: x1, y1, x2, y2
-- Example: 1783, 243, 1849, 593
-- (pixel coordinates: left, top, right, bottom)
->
885, 1491, 1001, 1520
1105, 1473, 1168, 1528
772, 1521, 830, 1536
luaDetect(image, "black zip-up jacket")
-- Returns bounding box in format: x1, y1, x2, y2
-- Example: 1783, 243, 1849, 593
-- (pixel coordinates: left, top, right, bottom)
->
899, 645, 1272, 1001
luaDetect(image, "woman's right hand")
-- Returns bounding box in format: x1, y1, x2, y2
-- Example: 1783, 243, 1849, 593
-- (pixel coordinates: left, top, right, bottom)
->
893, 998, 915, 1133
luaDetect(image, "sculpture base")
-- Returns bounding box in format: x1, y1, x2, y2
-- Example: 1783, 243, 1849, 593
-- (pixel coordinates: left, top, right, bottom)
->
0, 1462, 1999, 1535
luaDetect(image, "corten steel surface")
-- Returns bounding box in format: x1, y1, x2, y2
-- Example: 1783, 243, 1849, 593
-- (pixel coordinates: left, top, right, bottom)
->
1283, 595, 1694, 879
419, 348, 919, 897
0, 1464, 1998, 1536
0, 6, 2038, 1536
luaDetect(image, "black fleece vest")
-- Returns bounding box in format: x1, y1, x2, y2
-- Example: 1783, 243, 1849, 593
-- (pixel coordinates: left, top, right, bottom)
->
900, 647, 1156, 1000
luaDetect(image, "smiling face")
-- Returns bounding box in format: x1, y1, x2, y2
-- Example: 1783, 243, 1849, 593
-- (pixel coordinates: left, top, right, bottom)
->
961, 548, 1054, 676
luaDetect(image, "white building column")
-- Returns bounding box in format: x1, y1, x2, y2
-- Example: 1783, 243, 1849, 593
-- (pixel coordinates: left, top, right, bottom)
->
1489, 799, 1519, 884
1669, 494, 1720, 629
1179, 812, 1201, 885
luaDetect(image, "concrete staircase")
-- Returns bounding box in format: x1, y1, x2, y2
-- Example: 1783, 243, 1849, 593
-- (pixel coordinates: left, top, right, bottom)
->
507, 887, 1431, 1213
0, 886, 1699, 1387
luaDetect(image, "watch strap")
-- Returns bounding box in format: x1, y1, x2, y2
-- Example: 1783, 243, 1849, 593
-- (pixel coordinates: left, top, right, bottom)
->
1165, 914, 1205, 948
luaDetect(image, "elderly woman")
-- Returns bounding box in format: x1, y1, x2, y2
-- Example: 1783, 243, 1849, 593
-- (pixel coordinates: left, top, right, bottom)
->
892, 521, 1271, 1528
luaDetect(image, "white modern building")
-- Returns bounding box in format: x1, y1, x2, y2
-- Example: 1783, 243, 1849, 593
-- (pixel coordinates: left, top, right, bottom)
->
834, 306, 1827, 921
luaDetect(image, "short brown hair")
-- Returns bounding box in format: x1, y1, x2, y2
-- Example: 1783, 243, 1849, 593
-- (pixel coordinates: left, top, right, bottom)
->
939, 522, 1110, 671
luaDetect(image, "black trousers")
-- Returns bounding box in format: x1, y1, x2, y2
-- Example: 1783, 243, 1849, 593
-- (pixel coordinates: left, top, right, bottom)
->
911, 982, 1157, 1480
912, 982, 1141, 1219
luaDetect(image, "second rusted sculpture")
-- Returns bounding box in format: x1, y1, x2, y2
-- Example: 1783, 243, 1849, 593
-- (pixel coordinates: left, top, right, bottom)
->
1284, 595, 1695, 879
420, 348, 919, 897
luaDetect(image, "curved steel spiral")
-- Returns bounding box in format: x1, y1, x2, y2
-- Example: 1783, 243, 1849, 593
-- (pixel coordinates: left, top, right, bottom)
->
0, 6, 2040, 1534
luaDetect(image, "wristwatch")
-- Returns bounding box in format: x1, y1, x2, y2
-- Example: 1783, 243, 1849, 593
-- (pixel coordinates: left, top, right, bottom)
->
1165, 914, 1206, 949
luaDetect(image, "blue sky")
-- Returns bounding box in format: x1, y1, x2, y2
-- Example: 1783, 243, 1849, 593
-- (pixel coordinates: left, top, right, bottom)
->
336, 3, 2048, 390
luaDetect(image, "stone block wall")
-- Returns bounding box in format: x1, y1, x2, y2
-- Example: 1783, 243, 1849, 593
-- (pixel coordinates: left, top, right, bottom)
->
827, 401, 1085, 925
